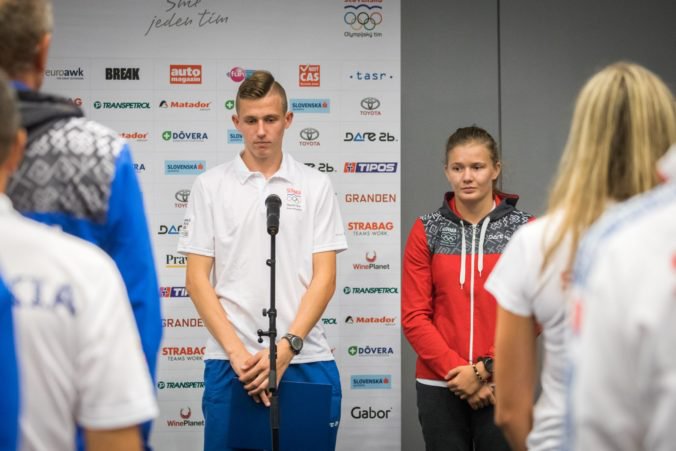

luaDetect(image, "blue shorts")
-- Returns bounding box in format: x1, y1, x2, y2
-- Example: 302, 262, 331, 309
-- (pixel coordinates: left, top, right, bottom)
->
202, 359, 341, 451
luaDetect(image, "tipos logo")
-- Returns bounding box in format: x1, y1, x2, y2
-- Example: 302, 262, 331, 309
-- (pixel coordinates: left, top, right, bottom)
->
166, 407, 205, 427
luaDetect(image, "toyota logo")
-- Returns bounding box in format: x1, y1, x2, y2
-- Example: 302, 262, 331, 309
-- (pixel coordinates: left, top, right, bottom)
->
175, 189, 191, 203
361, 97, 380, 110
300, 128, 320, 141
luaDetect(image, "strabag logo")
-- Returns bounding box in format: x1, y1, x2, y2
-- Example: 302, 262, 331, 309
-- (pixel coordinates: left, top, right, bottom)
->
170, 64, 202, 84
360, 97, 382, 115
45, 67, 85, 80
350, 375, 392, 389
344, 131, 397, 142
105, 67, 140, 80
345, 315, 396, 326
299, 64, 320, 87
347, 345, 394, 357
343, 286, 398, 295
162, 130, 209, 142
166, 407, 205, 427
290, 99, 330, 114
164, 160, 206, 175
157, 380, 204, 390
160, 286, 189, 298
347, 221, 395, 237
352, 251, 390, 270
93, 101, 150, 110
162, 346, 205, 361
344, 2, 383, 38
343, 162, 397, 173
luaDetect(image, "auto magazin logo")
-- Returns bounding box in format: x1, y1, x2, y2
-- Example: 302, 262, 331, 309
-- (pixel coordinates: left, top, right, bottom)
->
350, 375, 392, 389
353, 251, 390, 270
290, 99, 330, 114
299, 64, 320, 87
360, 97, 382, 116
347, 345, 394, 357
170, 64, 202, 84
343, 286, 398, 295
344, 3, 383, 38
343, 162, 397, 173
160, 286, 189, 298
299, 128, 320, 147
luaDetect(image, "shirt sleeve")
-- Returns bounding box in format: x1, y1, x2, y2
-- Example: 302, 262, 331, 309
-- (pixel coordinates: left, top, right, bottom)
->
177, 175, 215, 256
401, 219, 468, 377
76, 252, 158, 429
102, 144, 162, 382
484, 224, 536, 318
311, 175, 347, 254
0, 277, 19, 450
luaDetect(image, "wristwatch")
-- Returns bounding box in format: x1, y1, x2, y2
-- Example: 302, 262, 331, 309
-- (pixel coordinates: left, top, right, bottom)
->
282, 333, 303, 355
478, 356, 494, 374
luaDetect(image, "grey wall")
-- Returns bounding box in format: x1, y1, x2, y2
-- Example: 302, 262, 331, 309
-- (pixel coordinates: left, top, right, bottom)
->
402, 1, 676, 449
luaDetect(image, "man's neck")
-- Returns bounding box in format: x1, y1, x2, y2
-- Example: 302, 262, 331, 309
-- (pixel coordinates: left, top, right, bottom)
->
241, 150, 283, 180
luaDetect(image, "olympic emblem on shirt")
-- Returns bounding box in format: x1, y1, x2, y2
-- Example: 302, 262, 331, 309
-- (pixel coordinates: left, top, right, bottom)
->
286, 188, 303, 211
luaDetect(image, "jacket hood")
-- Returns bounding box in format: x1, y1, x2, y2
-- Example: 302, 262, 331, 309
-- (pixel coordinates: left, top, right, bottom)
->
17, 90, 83, 142
439, 190, 520, 224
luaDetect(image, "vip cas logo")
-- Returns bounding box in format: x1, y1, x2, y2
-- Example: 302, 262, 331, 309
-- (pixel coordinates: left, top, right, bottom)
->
299, 64, 320, 87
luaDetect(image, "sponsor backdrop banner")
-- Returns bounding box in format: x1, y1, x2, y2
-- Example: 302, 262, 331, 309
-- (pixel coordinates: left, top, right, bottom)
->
45, 1, 400, 449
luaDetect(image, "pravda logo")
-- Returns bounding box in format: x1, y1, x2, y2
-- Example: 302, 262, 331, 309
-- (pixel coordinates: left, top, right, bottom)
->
165, 254, 187, 268
169, 64, 202, 84
104, 67, 140, 80
299, 64, 320, 87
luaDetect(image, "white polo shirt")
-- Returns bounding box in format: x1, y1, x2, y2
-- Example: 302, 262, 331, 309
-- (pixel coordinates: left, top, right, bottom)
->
178, 152, 347, 363
0, 194, 158, 451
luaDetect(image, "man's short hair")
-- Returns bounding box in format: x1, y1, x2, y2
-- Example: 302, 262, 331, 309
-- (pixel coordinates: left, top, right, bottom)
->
0, 0, 53, 77
0, 70, 20, 164
235, 70, 288, 114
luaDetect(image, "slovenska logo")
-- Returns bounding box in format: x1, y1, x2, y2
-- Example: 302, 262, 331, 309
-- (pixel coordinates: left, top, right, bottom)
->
290, 99, 330, 114
160, 286, 189, 298
227, 129, 243, 144
164, 160, 206, 175
162, 131, 208, 142
299, 64, 320, 87
169, 64, 202, 84
344, 162, 397, 173
350, 375, 392, 389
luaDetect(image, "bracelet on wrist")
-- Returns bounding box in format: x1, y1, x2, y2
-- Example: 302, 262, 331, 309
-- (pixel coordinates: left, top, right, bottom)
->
472, 363, 486, 384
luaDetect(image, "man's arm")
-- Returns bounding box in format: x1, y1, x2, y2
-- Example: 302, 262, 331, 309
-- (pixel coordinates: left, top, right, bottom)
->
493, 306, 537, 451
240, 250, 337, 396
85, 426, 142, 451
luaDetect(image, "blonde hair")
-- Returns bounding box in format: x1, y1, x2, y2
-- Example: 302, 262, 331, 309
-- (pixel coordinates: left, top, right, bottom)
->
543, 62, 676, 270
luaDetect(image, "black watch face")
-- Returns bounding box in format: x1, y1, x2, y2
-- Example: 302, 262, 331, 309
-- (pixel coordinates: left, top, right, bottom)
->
484, 358, 494, 373
288, 335, 303, 352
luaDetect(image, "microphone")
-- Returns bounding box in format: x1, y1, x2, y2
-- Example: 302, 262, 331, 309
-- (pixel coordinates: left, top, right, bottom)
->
265, 194, 282, 235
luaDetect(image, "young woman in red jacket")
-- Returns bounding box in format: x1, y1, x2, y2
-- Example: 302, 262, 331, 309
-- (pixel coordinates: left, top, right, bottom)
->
402, 125, 533, 451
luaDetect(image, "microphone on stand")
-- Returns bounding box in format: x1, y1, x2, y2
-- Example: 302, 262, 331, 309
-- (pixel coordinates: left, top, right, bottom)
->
265, 194, 282, 236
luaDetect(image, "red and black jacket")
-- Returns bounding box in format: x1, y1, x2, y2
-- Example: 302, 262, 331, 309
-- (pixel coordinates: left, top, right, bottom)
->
402, 191, 533, 380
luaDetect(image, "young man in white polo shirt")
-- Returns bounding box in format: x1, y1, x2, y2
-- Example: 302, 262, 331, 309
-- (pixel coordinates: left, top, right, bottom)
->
0, 72, 158, 451
178, 70, 347, 450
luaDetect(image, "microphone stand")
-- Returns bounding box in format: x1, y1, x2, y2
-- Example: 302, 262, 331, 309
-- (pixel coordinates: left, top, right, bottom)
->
257, 219, 280, 451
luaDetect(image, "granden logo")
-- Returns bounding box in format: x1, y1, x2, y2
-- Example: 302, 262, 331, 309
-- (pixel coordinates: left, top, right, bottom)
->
350, 375, 392, 390
160, 286, 189, 298
353, 251, 390, 270
343, 162, 397, 173
343, 286, 398, 295
347, 345, 395, 357
299, 64, 320, 87
45, 67, 85, 80
360, 97, 382, 115
170, 65, 202, 84
162, 317, 204, 328
105, 67, 140, 80
350, 406, 393, 420
344, 131, 396, 142
344, 193, 397, 203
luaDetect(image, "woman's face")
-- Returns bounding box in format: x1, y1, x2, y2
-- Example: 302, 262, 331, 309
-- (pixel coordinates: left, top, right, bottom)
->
444, 142, 501, 206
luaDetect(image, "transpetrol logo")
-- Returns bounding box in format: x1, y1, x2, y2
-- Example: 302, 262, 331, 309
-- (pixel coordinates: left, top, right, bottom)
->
164, 160, 206, 175
299, 64, 320, 87
290, 99, 330, 114
92, 100, 150, 110
157, 380, 204, 390
170, 64, 202, 84
350, 375, 392, 389
343, 286, 398, 295
344, 162, 398, 173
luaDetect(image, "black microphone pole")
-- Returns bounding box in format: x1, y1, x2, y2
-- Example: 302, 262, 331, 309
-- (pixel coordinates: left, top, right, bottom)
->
257, 194, 281, 451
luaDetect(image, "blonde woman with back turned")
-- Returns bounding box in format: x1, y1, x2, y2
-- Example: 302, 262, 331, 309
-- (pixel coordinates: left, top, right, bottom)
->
485, 62, 676, 451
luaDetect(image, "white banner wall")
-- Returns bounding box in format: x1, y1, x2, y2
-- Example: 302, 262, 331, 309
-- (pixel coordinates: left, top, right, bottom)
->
45, 1, 400, 449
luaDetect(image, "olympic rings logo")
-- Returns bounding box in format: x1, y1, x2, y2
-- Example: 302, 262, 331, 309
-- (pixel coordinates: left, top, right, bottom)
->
344, 6, 383, 31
